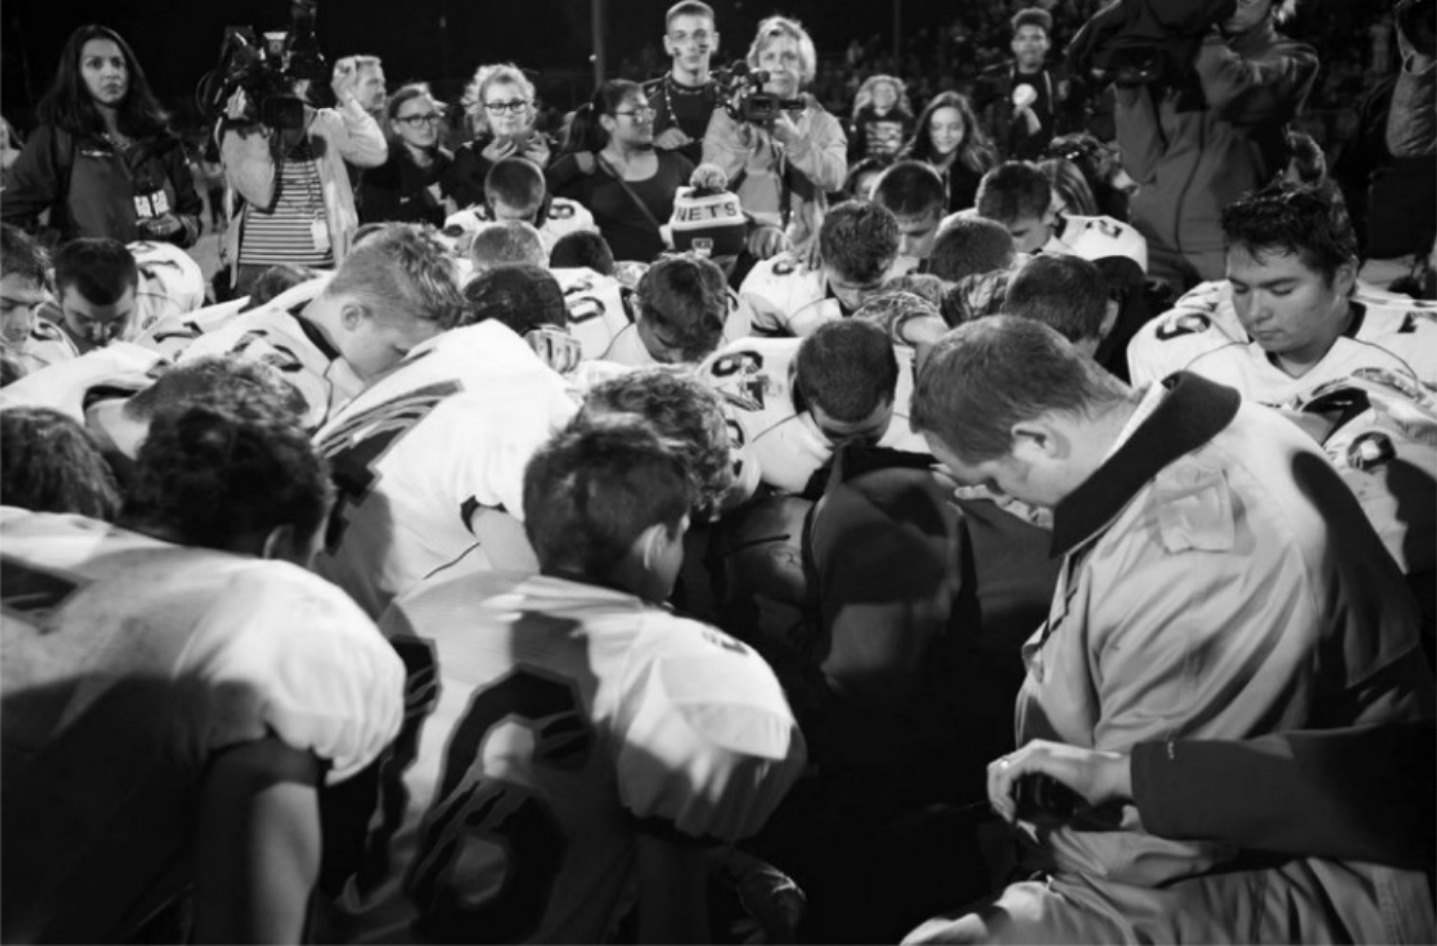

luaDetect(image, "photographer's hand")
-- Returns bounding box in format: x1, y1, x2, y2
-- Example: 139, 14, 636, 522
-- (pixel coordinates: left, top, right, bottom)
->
770, 111, 804, 147
331, 63, 360, 109
225, 89, 252, 123
139, 212, 183, 238
987, 740, 1131, 824
482, 137, 518, 164
521, 135, 551, 168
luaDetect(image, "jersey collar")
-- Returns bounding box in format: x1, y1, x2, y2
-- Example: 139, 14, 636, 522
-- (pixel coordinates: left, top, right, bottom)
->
1050, 371, 1241, 557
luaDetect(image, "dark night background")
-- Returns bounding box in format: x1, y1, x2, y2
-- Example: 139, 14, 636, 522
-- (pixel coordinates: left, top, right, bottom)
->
3, 0, 937, 118
1, 0, 1380, 127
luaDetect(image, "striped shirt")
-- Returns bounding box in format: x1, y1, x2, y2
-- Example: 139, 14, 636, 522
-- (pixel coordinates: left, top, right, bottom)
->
238, 140, 335, 268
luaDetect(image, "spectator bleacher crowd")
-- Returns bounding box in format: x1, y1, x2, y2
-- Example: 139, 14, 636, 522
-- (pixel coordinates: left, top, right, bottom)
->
1, 0, 1434, 942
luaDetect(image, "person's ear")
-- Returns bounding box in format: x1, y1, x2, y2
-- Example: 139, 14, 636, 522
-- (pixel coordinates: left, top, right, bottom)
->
1332, 259, 1357, 299
261, 523, 299, 563
1010, 418, 1063, 460
339, 300, 367, 331
711, 31, 721, 55
637, 521, 668, 573
1100, 298, 1120, 340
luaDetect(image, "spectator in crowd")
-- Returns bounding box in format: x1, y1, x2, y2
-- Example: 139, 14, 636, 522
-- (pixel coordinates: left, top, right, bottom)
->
905, 315, 1433, 944
1129, 179, 1437, 403
899, 91, 997, 214
974, 9, 1089, 162
359, 84, 453, 227
645, 0, 723, 164
328, 420, 803, 943
1042, 133, 1136, 223
1114, 0, 1319, 289
1037, 156, 1099, 217
3, 25, 202, 247
0, 224, 77, 374
873, 161, 948, 266
450, 63, 553, 208
742, 200, 900, 336
849, 74, 916, 162
553, 80, 694, 263
704, 16, 847, 256
219, 62, 387, 296
332, 55, 387, 122
2, 391, 403, 945
49, 238, 136, 354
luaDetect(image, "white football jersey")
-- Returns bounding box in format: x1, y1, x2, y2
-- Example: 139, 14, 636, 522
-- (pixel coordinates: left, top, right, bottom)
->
1129, 284, 1437, 405
0, 341, 165, 421
126, 241, 207, 335
1285, 368, 1437, 576
311, 321, 577, 618
444, 198, 598, 257
1043, 213, 1149, 273
333, 571, 805, 945
135, 296, 250, 360
740, 253, 842, 338
178, 275, 359, 430
552, 267, 639, 362
696, 336, 928, 494
0, 508, 404, 944
4, 318, 80, 376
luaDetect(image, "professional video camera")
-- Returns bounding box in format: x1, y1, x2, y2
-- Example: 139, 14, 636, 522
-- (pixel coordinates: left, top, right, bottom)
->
713, 61, 804, 125
196, 0, 329, 130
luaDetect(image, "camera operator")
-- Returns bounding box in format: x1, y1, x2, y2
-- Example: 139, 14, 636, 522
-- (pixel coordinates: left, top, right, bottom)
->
702, 16, 847, 259
218, 59, 387, 296
1109, 0, 1318, 291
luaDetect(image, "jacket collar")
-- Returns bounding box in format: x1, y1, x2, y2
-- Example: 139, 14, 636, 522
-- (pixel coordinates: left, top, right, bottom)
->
1050, 372, 1241, 556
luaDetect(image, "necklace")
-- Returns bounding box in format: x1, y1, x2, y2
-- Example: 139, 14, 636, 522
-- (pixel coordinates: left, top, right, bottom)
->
660, 73, 714, 124
101, 130, 134, 150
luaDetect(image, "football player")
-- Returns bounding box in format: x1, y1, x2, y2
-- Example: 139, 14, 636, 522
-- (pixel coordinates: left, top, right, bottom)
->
1, 223, 77, 373
310, 316, 577, 618
46, 238, 138, 354
964, 160, 1148, 271
1127, 180, 1437, 405
873, 160, 949, 270
127, 239, 206, 334
179, 224, 465, 429
698, 318, 929, 495
740, 201, 901, 337
2, 392, 404, 944
328, 420, 805, 944
448, 155, 598, 256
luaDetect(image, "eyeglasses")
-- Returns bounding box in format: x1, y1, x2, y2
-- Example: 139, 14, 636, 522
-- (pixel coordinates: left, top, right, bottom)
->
485, 100, 530, 114
614, 106, 657, 120
395, 113, 443, 127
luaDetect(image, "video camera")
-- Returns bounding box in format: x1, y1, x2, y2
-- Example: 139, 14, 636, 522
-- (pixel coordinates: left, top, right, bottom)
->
197, 0, 329, 130
714, 61, 804, 125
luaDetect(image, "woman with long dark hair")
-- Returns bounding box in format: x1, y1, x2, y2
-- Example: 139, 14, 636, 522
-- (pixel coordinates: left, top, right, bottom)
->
359, 84, 455, 226
550, 79, 694, 263
2, 25, 202, 247
900, 91, 997, 215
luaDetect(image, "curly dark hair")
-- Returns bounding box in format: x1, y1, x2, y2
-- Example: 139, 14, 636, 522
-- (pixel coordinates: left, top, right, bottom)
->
1, 406, 122, 520
37, 25, 173, 141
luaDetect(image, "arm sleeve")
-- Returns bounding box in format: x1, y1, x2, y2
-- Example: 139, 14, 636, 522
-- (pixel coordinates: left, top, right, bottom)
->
1194, 33, 1319, 128
1387, 29, 1436, 158
326, 100, 389, 168
1114, 86, 1166, 185
161, 142, 204, 248
785, 110, 847, 192
1133, 722, 1436, 869
221, 126, 277, 210
616, 618, 806, 843
1, 125, 61, 229
702, 109, 754, 183
175, 564, 406, 784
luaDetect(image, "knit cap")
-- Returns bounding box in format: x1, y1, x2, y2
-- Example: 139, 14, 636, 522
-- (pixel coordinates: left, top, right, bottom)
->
668, 185, 746, 259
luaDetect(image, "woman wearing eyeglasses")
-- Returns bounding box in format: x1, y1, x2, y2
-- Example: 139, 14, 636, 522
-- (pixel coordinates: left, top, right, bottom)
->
450, 63, 553, 209
359, 84, 454, 226
552, 80, 695, 264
